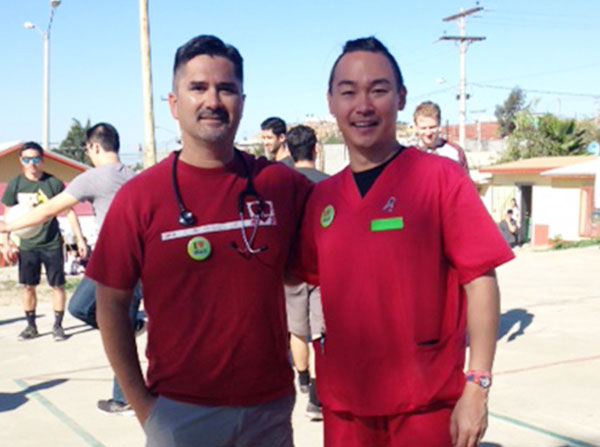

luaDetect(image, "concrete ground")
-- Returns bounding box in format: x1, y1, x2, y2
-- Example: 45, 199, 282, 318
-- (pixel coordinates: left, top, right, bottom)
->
0, 245, 598, 446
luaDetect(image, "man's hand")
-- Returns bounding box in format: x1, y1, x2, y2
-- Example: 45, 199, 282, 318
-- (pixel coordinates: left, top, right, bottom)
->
97, 283, 153, 428
133, 392, 158, 426
76, 239, 89, 260
450, 382, 489, 447
1, 243, 18, 264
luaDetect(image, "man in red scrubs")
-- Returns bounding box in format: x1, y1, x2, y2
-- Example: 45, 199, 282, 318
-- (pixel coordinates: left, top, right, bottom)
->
292, 37, 514, 447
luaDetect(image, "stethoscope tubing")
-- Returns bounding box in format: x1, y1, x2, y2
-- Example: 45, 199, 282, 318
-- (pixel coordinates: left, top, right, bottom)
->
171, 149, 267, 256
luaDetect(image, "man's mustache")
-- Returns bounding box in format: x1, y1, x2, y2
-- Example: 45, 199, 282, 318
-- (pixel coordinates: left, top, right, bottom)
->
197, 108, 229, 123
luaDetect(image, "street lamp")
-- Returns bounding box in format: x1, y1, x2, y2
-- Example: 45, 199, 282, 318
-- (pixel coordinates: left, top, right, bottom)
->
24, 0, 61, 151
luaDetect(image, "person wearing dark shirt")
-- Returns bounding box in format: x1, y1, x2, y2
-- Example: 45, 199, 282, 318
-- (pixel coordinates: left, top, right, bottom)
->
1, 142, 87, 342
286, 124, 329, 420
499, 209, 518, 248
261, 116, 294, 167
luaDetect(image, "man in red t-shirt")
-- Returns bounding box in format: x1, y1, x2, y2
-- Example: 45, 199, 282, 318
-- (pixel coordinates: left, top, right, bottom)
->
85, 35, 311, 447
291, 37, 514, 447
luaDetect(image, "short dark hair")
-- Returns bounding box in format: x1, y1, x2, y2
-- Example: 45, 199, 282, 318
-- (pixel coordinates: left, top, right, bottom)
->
20, 141, 44, 157
173, 35, 243, 88
286, 125, 317, 162
86, 122, 120, 153
261, 117, 287, 137
328, 36, 404, 93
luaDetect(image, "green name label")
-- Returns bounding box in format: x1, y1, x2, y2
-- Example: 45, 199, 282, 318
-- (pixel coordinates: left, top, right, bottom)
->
370, 217, 404, 232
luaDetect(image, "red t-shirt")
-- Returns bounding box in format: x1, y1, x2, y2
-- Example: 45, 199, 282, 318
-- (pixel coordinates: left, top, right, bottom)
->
292, 147, 514, 415
86, 151, 312, 407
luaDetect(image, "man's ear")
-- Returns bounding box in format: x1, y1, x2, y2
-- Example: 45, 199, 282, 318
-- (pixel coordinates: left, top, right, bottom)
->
168, 92, 179, 120
238, 93, 246, 117
398, 86, 407, 111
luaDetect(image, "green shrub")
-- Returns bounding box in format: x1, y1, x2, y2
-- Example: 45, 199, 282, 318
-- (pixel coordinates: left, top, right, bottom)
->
550, 237, 600, 250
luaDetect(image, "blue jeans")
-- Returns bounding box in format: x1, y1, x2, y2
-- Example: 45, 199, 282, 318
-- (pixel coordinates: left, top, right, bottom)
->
68, 276, 143, 403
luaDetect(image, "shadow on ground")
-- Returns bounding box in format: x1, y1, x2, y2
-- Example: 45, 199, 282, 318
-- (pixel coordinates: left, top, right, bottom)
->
481, 443, 503, 447
63, 323, 96, 337
0, 378, 67, 412
498, 308, 534, 342
0, 315, 45, 327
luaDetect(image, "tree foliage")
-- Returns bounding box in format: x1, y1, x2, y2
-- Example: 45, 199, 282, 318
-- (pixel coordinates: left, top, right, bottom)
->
503, 111, 589, 160
495, 87, 526, 137
55, 118, 92, 166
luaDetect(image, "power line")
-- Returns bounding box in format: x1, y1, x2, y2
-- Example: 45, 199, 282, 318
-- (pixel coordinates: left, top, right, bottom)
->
474, 19, 597, 30
469, 83, 600, 99
474, 8, 598, 30
409, 85, 459, 101
479, 63, 600, 84
483, 10, 600, 21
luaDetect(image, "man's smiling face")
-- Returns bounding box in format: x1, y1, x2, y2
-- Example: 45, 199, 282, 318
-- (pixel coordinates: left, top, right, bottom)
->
327, 50, 405, 153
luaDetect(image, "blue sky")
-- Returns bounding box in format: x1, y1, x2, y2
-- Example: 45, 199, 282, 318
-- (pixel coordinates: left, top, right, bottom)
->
2, 0, 599, 165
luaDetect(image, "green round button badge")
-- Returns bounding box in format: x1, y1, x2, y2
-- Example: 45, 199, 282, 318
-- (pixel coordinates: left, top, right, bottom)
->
187, 236, 211, 261
320, 205, 335, 228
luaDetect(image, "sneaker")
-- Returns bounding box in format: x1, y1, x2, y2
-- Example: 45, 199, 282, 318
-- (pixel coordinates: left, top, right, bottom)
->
298, 370, 310, 394
134, 318, 147, 337
18, 326, 38, 341
97, 399, 135, 417
305, 402, 323, 421
53, 326, 67, 342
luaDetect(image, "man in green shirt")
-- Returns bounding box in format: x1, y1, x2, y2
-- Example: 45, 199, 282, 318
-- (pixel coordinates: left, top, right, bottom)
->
1, 142, 86, 341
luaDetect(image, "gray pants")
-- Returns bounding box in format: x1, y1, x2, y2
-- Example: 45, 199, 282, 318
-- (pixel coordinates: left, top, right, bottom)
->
143, 393, 295, 447
285, 283, 325, 339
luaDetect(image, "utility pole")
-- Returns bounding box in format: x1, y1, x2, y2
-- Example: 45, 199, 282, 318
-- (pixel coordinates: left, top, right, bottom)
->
139, 0, 156, 168
440, 7, 485, 149
24, 1, 61, 151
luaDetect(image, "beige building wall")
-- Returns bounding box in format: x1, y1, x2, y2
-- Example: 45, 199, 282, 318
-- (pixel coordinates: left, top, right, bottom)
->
322, 144, 349, 176
488, 185, 511, 222
533, 185, 582, 241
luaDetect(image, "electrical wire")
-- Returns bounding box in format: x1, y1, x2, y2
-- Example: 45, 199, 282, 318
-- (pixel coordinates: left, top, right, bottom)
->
469, 83, 600, 99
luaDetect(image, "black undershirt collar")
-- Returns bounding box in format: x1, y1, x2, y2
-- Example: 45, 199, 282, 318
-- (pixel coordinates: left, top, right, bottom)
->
352, 147, 405, 198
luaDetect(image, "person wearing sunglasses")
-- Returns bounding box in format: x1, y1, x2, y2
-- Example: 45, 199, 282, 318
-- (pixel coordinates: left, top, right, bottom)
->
0, 124, 145, 416
85, 35, 312, 446
1, 141, 87, 342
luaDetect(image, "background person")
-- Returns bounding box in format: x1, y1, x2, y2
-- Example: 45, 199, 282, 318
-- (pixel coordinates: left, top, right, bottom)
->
414, 100, 469, 173
505, 198, 521, 244
261, 116, 294, 166
285, 124, 328, 420
1, 142, 87, 341
85, 35, 312, 446
0, 124, 143, 415
499, 209, 518, 248
291, 37, 514, 447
